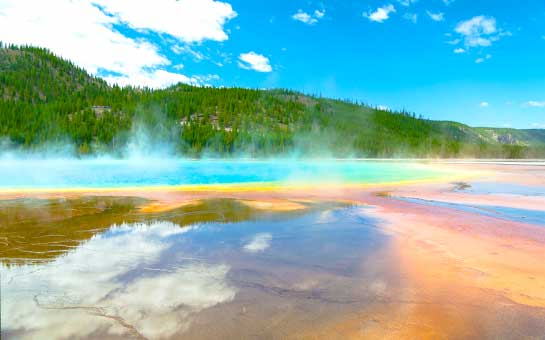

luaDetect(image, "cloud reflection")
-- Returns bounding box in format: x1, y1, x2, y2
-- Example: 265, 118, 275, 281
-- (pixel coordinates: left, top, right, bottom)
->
2, 221, 236, 339
243, 233, 272, 253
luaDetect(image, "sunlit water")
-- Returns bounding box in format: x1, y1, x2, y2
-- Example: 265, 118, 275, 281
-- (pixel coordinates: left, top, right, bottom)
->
398, 196, 545, 226
0, 159, 447, 189
1, 189, 544, 338
0, 199, 397, 339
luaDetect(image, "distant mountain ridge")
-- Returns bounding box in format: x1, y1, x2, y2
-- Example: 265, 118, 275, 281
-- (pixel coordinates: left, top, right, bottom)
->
1, 43, 544, 158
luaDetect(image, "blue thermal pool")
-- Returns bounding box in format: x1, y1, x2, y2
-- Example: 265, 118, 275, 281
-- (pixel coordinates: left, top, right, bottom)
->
0, 159, 450, 190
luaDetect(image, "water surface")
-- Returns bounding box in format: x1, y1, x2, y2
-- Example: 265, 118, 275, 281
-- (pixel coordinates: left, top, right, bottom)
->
1, 198, 397, 339
398, 196, 545, 226
452, 181, 545, 197
0, 159, 447, 189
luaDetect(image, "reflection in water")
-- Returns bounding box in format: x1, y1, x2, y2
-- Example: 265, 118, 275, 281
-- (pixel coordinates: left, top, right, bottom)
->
3, 196, 543, 339
243, 233, 272, 253
2, 221, 236, 339
0, 197, 312, 265
1, 200, 392, 339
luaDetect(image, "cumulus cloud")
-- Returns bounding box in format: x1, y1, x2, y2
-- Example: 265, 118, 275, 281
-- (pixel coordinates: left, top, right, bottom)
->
243, 233, 272, 253
454, 16, 510, 49
454, 48, 466, 53
104, 70, 220, 88
480, 102, 489, 107
427, 11, 445, 22
104, 69, 196, 88
0, 0, 236, 88
292, 9, 325, 25
93, 0, 237, 43
364, 4, 396, 23
238, 52, 272, 72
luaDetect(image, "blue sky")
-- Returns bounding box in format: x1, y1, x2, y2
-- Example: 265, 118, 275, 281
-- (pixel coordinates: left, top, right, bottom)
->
0, 0, 544, 128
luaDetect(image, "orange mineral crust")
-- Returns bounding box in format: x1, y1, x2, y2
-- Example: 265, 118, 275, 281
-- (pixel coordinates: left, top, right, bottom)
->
291, 196, 545, 338
318, 197, 545, 338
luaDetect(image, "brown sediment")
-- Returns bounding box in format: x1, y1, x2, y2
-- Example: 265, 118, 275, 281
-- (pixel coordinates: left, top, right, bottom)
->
0, 196, 323, 265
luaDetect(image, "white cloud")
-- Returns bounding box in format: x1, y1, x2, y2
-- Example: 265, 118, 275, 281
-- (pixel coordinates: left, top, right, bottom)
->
427, 11, 444, 22
526, 101, 545, 108
93, 0, 236, 43
454, 48, 466, 53
292, 9, 325, 25
0, 0, 236, 88
475, 54, 492, 63
243, 233, 272, 253
292, 11, 315, 24
403, 13, 418, 24
397, 0, 418, 6
454, 16, 509, 49
104, 69, 218, 88
364, 4, 396, 23
531, 123, 545, 128
443, 0, 455, 5
456, 16, 496, 37
377, 105, 390, 111
480, 102, 489, 107
238, 52, 272, 72
171, 44, 206, 61
314, 9, 326, 19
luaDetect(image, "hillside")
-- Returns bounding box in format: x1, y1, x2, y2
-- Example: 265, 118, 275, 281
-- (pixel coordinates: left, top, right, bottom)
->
1, 44, 544, 158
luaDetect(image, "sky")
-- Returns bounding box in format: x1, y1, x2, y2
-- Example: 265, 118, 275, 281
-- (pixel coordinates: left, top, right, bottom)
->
0, 0, 544, 129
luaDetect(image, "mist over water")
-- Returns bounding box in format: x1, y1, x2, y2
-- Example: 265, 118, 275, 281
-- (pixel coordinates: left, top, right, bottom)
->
0, 122, 450, 190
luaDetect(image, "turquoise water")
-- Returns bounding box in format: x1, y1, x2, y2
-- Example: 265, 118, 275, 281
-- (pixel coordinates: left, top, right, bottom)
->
0, 159, 446, 189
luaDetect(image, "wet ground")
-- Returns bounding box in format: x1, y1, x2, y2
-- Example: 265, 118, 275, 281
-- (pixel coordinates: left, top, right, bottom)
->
1, 161, 545, 339
396, 196, 545, 226
1, 198, 399, 339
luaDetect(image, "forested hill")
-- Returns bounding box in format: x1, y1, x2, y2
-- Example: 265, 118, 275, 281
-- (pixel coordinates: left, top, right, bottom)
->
1, 44, 544, 158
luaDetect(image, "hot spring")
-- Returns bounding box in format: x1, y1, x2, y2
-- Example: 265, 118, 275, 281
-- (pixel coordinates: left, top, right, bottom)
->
0, 159, 450, 190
